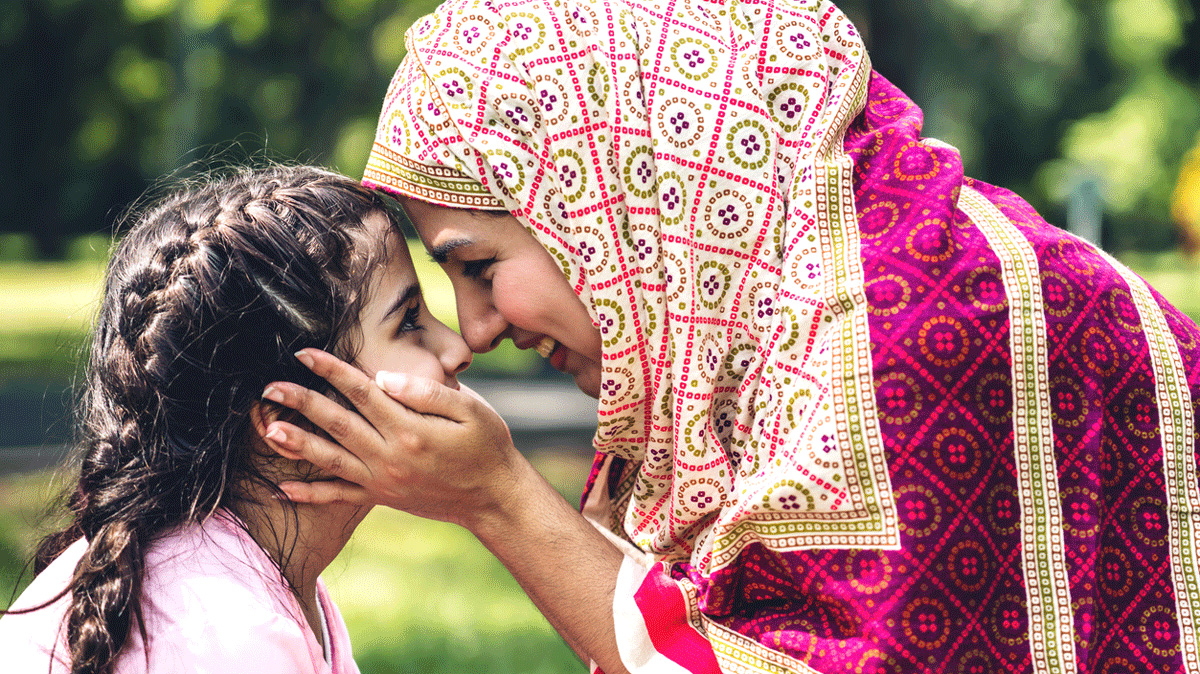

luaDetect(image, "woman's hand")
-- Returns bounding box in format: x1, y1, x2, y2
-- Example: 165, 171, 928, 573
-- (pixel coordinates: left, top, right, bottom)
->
259, 348, 522, 528
262, 348, 632, 673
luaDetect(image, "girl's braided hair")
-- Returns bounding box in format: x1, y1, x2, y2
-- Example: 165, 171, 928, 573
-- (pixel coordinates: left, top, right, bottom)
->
21, 164, 397, 674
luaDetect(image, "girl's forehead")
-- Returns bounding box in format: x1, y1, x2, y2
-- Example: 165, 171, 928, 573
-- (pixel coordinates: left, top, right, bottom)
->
361, 236, 419, 316
355, 213, 416, 290
377, 225, 417, 274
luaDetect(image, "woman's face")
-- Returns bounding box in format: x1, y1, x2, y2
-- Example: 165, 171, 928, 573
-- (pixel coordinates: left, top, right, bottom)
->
355, 212, 474, 387
400, 198, 603, 398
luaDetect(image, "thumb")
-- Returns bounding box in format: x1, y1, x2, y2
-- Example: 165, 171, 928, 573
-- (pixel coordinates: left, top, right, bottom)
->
375, 371, 470, 421
278, 480, 373, 506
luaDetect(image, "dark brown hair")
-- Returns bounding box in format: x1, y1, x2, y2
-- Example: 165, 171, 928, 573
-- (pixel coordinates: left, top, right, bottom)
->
16, 165, 397, 674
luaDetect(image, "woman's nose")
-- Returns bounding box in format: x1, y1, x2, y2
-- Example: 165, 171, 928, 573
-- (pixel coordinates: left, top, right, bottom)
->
436, 324, 473, 376
457, 290, 508, 353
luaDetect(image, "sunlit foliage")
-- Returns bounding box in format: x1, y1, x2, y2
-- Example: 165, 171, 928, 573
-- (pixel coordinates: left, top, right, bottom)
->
843, 0, 1199, 251
1, 0, 1197, 255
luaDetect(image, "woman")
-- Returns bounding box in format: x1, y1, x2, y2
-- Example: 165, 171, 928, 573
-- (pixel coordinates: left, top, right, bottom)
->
263, 0, 1200, 672
0, 165, 475, 673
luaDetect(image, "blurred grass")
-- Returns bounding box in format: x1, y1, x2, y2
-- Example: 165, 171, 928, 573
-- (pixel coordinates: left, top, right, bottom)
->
0, 470, 71, 600
0, 451, 592, 674
0, 261, 103, 377
1, 244, 1197, 378
1117, 250, 1200, 321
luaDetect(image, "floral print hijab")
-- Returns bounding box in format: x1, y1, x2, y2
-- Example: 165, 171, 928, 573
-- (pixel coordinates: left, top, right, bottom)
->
364, 0, 896, 571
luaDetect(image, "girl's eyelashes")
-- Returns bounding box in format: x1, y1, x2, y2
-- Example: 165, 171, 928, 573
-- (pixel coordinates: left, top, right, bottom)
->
461, 257, 497, 280
397, 304, 424, 335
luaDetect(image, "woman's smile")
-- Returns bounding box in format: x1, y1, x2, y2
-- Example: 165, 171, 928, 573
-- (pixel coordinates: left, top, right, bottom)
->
399, 197, 604, 398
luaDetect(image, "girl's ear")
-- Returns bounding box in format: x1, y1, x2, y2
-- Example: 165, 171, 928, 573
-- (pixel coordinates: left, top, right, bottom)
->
250, 401, 283, 444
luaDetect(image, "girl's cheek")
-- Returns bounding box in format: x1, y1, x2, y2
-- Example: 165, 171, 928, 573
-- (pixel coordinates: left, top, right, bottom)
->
420, 357, 449, 384
360, 344, 437, 383
393, 349, 447, 385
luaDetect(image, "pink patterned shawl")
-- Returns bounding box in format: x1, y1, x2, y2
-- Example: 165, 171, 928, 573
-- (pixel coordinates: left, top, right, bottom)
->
364, 0, 1200, 671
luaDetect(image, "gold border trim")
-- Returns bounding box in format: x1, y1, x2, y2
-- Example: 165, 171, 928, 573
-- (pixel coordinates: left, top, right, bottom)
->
1097, 246, 1200, 674
959, 184, 1077, 674
363, 143, 508, 210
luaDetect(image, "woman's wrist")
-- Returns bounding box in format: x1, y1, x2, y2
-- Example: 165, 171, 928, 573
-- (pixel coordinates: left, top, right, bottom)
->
461, 452, 553, 543
459, 454, 630, 673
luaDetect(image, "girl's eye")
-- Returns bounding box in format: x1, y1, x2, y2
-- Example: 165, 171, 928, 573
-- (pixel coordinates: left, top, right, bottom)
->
461, 257, 496, 280
397, 305, 424, 336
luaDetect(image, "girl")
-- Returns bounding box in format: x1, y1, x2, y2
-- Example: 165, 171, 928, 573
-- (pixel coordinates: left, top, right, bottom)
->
0, 165, 475, 674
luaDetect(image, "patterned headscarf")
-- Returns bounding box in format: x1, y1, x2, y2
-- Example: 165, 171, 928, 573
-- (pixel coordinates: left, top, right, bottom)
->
365, 0, 897, 570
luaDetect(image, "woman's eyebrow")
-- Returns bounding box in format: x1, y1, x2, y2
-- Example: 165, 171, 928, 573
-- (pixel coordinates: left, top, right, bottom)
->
428, 237, 473, 263
380, 283, 422, 325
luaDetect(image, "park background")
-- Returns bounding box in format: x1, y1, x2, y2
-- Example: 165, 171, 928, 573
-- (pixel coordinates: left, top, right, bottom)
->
1, 0, 1200, 672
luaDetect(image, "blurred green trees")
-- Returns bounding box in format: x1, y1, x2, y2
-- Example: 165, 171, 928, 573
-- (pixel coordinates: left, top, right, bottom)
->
0, 0, 442, 257
1, 0, 1198, 256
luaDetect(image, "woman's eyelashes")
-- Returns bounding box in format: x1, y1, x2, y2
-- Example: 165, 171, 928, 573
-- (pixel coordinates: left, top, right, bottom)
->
460, 257, 497, 280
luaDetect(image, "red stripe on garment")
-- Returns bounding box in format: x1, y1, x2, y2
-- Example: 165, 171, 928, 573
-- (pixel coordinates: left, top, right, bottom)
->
632, 563, 722, 674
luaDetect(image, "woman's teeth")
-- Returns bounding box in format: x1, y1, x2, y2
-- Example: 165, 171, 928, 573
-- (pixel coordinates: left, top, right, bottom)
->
535, 336, 558, 358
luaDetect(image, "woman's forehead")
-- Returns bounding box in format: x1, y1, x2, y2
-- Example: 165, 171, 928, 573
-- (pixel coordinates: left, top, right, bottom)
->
402, 198, 521, 247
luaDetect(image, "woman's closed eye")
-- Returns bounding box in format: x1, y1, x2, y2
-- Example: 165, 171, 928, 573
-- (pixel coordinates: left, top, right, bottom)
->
461, 257, 497, 280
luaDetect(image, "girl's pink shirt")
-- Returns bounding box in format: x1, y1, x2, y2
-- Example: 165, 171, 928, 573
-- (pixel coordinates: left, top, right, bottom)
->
0, 512, 360, 674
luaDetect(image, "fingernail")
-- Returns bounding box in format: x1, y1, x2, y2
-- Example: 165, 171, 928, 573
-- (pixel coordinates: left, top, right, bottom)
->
262, 386, 284, 404
375, 370, 407, 393
264, 425, 288, 444
279, 484, 304, 502
294, 350, 315, 369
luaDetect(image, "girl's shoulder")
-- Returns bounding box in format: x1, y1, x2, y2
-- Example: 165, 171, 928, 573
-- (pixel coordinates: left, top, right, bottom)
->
0, 514, 330, 674
142, 511, 289, 611
135, 513, 326, 670
0, 537, 86, 673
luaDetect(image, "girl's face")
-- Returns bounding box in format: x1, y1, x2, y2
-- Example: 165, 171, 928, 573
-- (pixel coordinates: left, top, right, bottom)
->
354, 212, 474, 386
254, 212, 471, 499
400, 198, 603, 398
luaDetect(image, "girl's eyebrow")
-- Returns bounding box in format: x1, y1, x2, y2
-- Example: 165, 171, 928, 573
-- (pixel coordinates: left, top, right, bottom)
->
380, 282, 422, 325
428, 237, 473, 263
